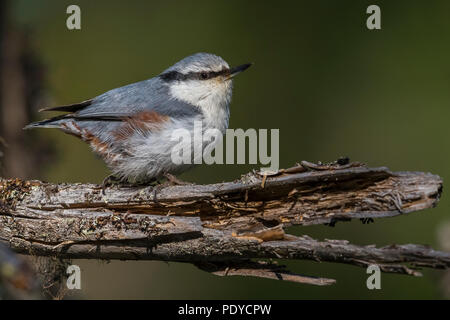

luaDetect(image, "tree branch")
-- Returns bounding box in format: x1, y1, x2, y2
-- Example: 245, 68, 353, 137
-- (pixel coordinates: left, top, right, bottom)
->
0, 162, 447, 285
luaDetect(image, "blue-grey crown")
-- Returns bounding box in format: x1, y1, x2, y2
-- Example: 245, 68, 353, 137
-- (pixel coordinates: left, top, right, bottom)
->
163, 53, 230, 74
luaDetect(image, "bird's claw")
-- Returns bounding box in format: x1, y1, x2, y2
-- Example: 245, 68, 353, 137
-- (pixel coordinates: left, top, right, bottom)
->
101, 174, 122, 195
163, 173, 191, 186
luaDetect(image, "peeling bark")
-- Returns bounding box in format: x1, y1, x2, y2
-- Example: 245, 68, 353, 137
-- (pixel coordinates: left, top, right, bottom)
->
0, 162, 447, 285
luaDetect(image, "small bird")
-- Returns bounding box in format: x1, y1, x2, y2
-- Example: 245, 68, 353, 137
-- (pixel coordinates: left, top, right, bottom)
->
25, 53, 251, 185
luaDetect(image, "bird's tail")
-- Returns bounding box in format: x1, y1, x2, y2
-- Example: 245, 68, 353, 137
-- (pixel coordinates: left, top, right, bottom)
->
24, 100, 92, 130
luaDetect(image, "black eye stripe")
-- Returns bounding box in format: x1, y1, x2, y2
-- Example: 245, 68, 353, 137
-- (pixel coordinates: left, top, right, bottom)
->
160, 69, 230, 82
159, 71, 184, 81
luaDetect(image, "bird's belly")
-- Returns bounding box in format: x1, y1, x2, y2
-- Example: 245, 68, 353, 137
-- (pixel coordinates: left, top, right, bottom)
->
107, 121, 223, 183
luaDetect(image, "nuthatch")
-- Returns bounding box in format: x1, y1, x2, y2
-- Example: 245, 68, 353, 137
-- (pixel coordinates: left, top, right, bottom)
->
25, 53, 251, 184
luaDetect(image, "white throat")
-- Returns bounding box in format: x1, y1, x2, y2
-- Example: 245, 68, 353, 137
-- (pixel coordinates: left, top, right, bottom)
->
169, 79, 232, 133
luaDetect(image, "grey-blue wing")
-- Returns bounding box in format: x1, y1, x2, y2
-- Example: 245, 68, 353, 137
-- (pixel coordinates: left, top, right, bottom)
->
24, 76, 202, 158
76, 77, 200, 119
26, 77, 201, 132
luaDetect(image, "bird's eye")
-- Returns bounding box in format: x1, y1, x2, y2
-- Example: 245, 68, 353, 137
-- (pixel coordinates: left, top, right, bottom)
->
200, 72, 208, 80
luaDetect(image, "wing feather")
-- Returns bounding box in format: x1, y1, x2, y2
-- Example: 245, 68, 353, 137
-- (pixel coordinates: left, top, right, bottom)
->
38, 99, 93, 113
25, 77, 202, 130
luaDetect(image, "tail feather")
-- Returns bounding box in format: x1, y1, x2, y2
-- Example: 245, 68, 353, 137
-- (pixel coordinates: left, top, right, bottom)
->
25, 99, 93, 129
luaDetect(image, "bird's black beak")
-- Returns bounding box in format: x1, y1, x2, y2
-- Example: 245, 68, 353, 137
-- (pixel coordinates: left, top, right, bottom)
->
228, 63, 252, 79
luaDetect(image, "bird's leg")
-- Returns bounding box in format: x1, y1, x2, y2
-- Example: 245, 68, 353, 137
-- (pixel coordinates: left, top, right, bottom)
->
149, 174, 191, 203
101, 174, 121, 195
151, 181, 163, 203
102, 173, 188, 199
163, 173, 191, 186
101, 174, 150, 194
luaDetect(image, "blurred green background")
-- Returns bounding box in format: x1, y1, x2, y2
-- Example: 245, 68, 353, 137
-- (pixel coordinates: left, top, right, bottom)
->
5, 0, 450, 298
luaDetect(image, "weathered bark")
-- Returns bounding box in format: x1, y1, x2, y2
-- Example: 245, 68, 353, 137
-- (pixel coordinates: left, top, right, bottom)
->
0, 162, 447, 285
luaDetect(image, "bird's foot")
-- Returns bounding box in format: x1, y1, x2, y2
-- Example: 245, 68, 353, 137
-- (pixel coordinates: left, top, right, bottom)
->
101, 175, 158, 195
101, 174, 122, 195
149, 174, 191, 203
101, 173, 189, 198
163, 173, 191, 186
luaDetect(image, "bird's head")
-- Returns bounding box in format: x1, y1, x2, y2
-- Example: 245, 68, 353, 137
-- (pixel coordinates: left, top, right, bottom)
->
160, 53, 251, 114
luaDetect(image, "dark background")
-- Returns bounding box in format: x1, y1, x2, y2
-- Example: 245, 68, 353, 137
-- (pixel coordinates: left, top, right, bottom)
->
1, 0, 450, 299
